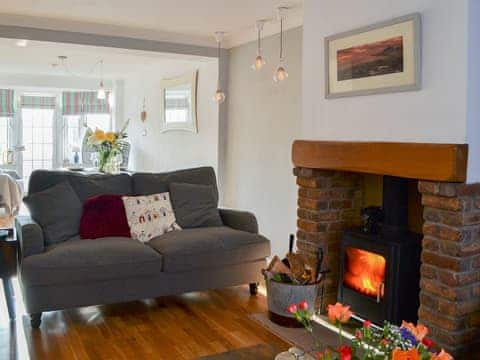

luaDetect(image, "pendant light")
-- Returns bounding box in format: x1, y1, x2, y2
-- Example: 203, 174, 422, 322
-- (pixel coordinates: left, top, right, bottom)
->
252, 20, 266, 71
213, 32, 226, 104
97, 60, 106, 100
274, 7, 289, 83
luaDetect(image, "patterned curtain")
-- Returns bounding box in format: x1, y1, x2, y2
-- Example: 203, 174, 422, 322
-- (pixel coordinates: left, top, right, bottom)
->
62, 91, 110, 115
0, 89, 15, 117
21, 95, 57, 109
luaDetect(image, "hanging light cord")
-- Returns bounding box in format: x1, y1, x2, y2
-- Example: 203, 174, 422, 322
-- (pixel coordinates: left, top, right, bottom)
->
279, 17, 284, 62
217, 38, 222, 88
59, 57, 103, 78
257, 28, 261, 55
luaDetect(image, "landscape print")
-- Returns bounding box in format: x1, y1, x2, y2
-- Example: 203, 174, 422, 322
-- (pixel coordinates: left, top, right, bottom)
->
336, 36, 404, 81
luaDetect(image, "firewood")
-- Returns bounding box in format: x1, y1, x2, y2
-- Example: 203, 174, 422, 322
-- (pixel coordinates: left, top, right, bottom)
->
266, 255, 292, 276
286, 253, 318, 283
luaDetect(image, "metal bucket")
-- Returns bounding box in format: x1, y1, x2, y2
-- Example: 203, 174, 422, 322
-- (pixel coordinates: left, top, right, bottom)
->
266, 278, 322, 327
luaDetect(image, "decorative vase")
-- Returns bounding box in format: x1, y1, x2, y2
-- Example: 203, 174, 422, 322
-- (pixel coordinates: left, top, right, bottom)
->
98, 149, 122, 174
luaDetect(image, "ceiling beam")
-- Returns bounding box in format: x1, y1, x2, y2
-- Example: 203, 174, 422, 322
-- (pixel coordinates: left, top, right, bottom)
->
0, 24, 220, 58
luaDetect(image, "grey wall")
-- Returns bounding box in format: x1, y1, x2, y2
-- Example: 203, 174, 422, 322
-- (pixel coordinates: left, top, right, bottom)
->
222, 27, 302, 256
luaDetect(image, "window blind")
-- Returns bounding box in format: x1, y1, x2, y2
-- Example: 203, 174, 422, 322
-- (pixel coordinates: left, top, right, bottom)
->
21, 95, 57, 109
62, 91, 110, 115
0, 89, 15, 117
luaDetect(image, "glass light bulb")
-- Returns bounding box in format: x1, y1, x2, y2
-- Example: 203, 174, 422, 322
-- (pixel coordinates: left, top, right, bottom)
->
274, 65, 288, 82
252, 55, 266, 70
97, 84, 106, 100
213, 89, 226, 104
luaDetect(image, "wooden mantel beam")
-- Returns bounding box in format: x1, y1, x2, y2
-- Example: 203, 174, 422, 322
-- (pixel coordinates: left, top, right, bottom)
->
292, 141, 468, 182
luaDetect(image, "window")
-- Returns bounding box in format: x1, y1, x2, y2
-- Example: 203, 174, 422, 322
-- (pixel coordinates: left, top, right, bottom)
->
63, 113, 111, 163
0, 117, 9, 161
21, 108, 55, 185
85, 113, 111, 131
61, 91, 112, 163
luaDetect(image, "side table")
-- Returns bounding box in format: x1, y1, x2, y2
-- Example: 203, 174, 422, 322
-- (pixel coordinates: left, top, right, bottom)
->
0, 229, 17, 320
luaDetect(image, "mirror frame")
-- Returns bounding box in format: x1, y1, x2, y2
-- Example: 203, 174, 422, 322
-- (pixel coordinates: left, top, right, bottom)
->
160, 70, 198, 133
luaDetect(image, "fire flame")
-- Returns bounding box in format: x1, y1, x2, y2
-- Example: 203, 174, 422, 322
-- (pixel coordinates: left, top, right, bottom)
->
343, 247, 386, 299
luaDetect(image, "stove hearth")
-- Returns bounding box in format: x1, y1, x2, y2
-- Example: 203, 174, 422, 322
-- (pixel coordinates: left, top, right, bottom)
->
337, 176, 422, 325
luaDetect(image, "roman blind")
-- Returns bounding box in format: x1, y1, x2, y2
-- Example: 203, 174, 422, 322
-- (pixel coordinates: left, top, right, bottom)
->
165, 87, 190, 110
0, 89, 15, 117
21, 95, 57, 109
166, 97, 190, 110
62, 91, 110, 115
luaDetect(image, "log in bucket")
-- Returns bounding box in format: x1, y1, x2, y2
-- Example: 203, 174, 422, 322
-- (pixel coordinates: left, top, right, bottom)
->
265, 277, 324, 328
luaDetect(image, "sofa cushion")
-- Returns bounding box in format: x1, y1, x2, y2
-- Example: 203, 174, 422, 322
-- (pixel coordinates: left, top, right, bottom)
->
79, 195, 131, 239
132, 167, 218, 201
147, 227, 270, 273
23, 181, 83, 246
21, 237, 163, 286
122, 193, 181, 243
170, 182, 223, 228
69, 174, 132, 203
28, 170, 132, 203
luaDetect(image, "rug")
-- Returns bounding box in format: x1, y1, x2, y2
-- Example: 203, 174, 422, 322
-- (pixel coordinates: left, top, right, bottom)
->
250, 313, 346, 354
196, 344, 282, 360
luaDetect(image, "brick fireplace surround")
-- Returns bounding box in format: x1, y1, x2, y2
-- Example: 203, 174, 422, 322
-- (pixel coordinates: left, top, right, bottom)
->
292, 141, 479, 357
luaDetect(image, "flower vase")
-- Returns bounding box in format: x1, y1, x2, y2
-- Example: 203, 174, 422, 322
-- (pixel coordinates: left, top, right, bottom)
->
98, 150, 122, 174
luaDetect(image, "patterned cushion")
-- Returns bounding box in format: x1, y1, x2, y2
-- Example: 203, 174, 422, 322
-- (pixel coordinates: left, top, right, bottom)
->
122, 193, 181, 243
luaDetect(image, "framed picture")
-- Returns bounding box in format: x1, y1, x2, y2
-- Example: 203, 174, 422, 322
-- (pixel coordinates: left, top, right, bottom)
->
325, 13, 421, 98
160, 70, 198, 133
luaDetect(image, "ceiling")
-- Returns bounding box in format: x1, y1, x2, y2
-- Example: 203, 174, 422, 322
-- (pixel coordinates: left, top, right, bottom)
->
0, 38, 214, 78
0, 0, 303, 48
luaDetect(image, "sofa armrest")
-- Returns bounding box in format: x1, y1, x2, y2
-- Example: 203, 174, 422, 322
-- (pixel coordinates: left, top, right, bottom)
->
15, 215, 44, 258
219, 209, 258, 234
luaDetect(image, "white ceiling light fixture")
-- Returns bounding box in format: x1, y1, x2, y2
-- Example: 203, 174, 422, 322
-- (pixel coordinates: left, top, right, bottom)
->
274, 7, 289, 83
213, 31, 226, 104
97, 59, 106, 100
252, 20, 266, 71
15, 39, 29, 47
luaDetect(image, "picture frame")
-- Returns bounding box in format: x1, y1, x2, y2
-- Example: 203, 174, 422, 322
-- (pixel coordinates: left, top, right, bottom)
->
325, 13, 421, 99
160, 70, 198, 133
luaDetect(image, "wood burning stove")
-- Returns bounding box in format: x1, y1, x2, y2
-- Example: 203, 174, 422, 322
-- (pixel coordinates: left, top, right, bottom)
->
338, 176, 422, 325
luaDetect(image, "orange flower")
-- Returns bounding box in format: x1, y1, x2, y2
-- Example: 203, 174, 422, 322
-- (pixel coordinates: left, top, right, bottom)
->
432, 349, 453, 360
401, 321, 428, 341
392, 348, 420, 360
105, 131, 116, 142
327, 303, 352, 324
402, 321, 428, 342
94, 129, 106, 140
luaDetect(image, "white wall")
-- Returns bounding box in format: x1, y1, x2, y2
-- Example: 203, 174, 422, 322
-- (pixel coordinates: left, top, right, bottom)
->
123, 60, 219, 173
466, 0, 480, 183
223, 27, 303, 256
303, 0, 480, 181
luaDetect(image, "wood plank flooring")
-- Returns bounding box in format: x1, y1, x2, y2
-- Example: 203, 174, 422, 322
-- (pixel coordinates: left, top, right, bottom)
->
0, 281, 289, 360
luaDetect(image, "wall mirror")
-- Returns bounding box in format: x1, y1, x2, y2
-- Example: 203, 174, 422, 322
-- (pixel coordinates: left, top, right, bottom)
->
160, 70, 198, 133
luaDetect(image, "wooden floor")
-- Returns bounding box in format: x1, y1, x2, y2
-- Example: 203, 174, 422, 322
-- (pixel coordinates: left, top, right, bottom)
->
0, 281, 289, 360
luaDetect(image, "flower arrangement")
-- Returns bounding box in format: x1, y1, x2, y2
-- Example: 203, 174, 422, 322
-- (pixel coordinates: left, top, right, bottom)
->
288, 301, 453, 360
87, 120, 129, 173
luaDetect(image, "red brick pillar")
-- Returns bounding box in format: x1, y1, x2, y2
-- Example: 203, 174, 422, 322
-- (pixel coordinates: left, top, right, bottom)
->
418, 181, 480, 357
294, 167, 362, 308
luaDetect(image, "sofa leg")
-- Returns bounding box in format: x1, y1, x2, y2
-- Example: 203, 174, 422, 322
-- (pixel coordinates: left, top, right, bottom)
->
249, 283, 259, 296
30, 313, 42, 328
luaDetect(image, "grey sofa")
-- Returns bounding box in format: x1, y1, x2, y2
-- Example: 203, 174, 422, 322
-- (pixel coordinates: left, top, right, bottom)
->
15, 167, 270, 328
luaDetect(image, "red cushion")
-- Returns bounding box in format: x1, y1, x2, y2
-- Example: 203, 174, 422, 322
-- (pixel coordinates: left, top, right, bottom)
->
79, 195, 131, 239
